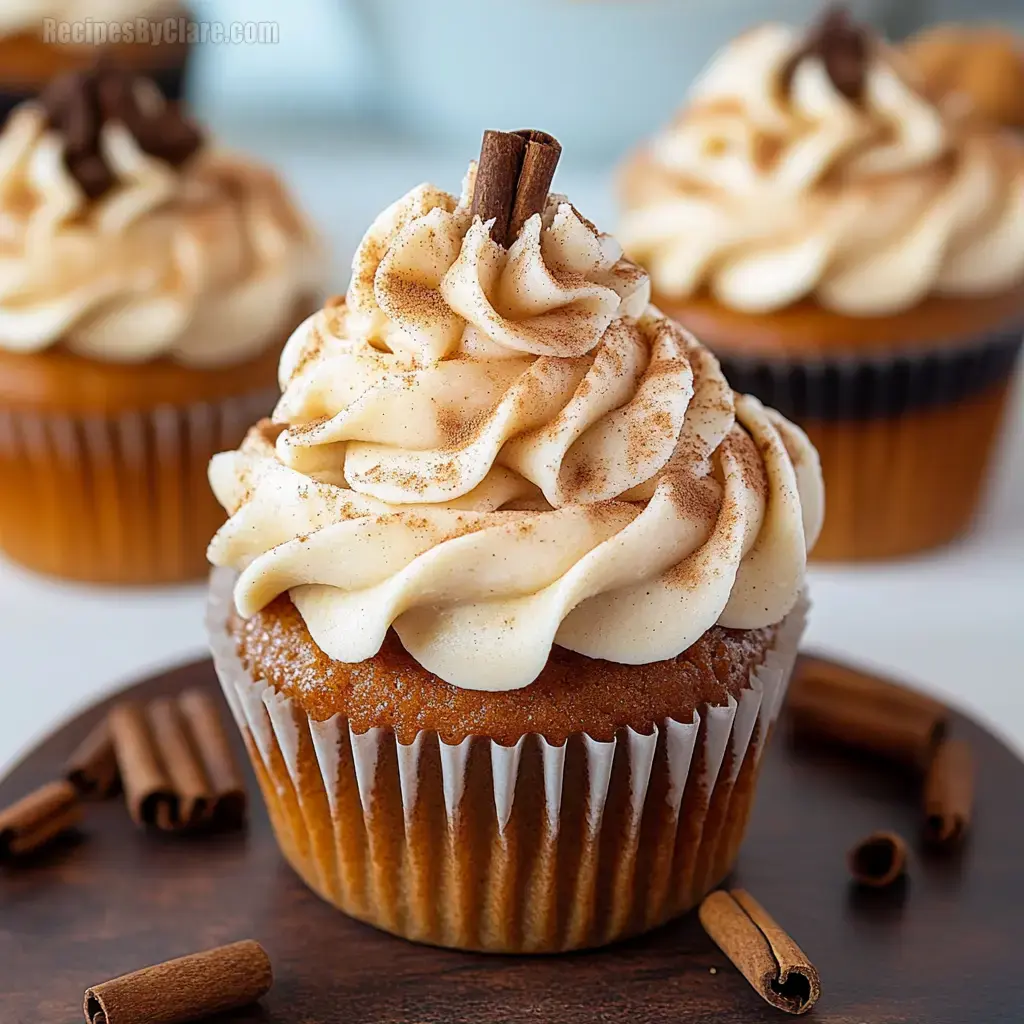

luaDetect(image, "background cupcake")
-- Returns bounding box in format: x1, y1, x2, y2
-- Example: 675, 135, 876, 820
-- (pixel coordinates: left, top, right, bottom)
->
0, 62, 322, 583
0, 1, 192, 125
619, 9, 1024, 561
904, 23, 1024, 134
207, 130, 824, 954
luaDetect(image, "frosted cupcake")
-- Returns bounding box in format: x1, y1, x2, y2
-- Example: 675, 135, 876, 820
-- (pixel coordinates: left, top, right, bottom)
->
0, 63, 321, 582
207, 129, 824, 953
0, 1, 192, 124
905, 24, 1024, 135
619, 9, 1024, 560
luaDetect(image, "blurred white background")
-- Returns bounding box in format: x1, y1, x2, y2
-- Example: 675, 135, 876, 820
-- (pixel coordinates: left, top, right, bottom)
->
0, 1, 1022, 772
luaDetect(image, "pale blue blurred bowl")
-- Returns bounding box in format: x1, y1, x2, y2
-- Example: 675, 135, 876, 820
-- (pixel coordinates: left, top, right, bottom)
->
348, 0, 887, 160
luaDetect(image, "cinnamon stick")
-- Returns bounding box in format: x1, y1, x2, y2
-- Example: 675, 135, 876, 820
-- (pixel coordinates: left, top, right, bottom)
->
699, 889, 821, 1015
147, 698, 211, 829
508, 129, 562, 240
177, 689, 247, 829
83, 940, 272, 1024
923, 738, 974, 847
109, 701, 178, 830
848, 831, 907, 888
471, 128, 561, 247
66, 719, 120, 799
0, 780, 82, 859
788, 653, 948, 768
471, 130, 526, 248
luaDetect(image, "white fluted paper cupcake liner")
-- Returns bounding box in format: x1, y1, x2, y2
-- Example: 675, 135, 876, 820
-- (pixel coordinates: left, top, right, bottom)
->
208, 567, 806, 953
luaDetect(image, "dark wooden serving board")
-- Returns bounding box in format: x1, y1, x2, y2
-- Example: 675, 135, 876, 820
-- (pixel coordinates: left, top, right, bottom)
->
2, 658, 1023, 1024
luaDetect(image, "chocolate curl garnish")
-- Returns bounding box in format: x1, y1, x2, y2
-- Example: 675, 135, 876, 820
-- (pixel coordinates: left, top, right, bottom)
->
471, 128, 562, 248
699, 890, 821, 1016
848, 831, 908, 888
923, 738, 974, 847
66, 720, 120, 800
784, 5, 871, 103
109, 693, 247, 833
39, 57, 203, 201
83, 940, 273, 1024
0, 780, 82, 860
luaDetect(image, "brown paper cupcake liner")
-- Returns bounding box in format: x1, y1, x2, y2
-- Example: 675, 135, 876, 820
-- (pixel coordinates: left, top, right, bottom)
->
208, 568, 807, 954
0, 388, 276, 583
717, 326, 1022, 560
717, 324, 1021, 423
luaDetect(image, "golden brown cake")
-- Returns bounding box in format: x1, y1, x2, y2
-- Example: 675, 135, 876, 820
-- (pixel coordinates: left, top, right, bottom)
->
904, 24, 1024, 133
206, 130, 824, 953
0, 2, 192, 123
0, 63, 321, 583
618, 10, 1024, 561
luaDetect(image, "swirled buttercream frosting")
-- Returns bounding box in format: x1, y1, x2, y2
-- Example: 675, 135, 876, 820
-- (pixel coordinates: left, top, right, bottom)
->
0, 80, 321, 366
208, 166, 824, 691
618, 18, 1024, 317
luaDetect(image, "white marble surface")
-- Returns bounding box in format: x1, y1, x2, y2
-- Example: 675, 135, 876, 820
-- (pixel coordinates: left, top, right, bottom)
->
1, 125, 1022, 773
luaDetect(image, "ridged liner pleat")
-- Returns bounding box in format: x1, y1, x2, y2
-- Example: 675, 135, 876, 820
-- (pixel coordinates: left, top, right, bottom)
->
0, 388, 276, 583
208, 567, 806, 954
717, 327, 1022, 560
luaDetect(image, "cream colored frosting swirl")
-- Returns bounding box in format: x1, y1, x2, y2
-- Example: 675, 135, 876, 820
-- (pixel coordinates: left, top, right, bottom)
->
0, 104, 321, 366
208, 168, 824, 691
619, 23, 1024, 316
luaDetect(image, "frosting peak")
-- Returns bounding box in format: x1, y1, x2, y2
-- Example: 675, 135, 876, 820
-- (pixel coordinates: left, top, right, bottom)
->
209, 163, 824, 691
619, 20, 1024, 317
0, 78, 321, 365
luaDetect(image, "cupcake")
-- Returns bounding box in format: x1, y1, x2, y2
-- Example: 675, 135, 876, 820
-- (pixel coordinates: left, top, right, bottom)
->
618, 9, 1024, 561
904, 24, 1024, 134
0, 63, 321, 583
0, 2, 192, 124
206, 128, 824, 953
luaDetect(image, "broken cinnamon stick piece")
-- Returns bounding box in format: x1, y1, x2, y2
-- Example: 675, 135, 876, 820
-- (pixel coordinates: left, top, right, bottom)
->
789, 653, 948, 768
507, 129, 562, 240
471, 129, 527, 248
109, 701, 177, 830
66, 719, 120, 799
924, 738, 974, 847
177, 689, 247, 829
848, 831, 907, 888
0, 780, 82, 860
83, 940, 272, 1024
147, 698, 211, 829
699, 889, 821, 1015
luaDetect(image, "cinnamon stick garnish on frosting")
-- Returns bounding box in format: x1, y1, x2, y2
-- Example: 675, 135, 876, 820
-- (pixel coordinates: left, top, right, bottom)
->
848, 831, 908, 888
923, 738, 974, 847
788, 654, 948, 769
471, 129, 561, 247
0, 780, 82, 860
66, 720, 120, 800
784, 5, 871, 103
39, 59, 203, 200
508, 130, 563, 240
699, 890, 821, 1016
83, 940, 273, 1024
